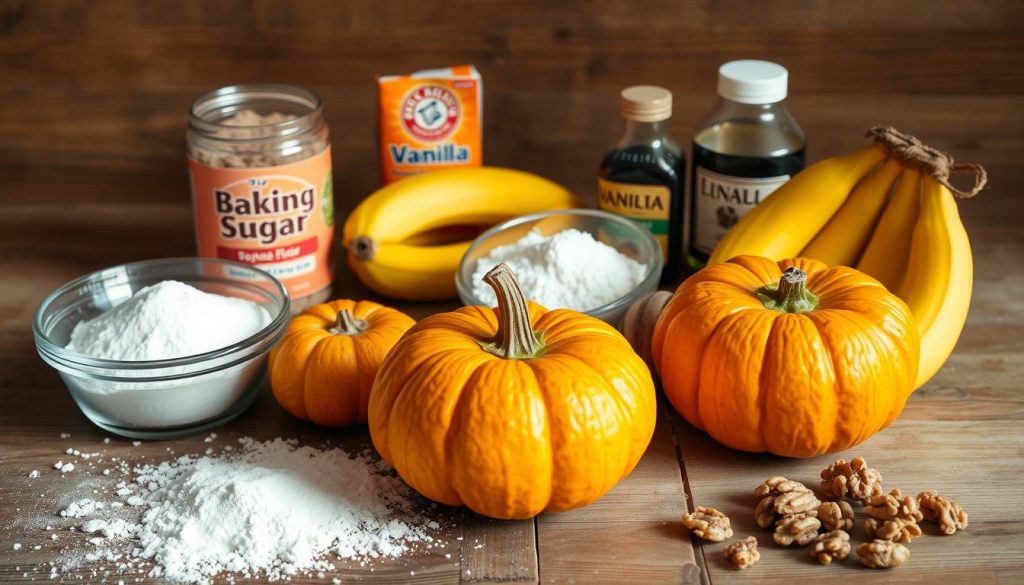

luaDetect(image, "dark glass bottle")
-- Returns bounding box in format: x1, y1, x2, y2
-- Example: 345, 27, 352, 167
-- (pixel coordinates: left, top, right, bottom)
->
598, 86, 685, 282
687, 61, 806, 270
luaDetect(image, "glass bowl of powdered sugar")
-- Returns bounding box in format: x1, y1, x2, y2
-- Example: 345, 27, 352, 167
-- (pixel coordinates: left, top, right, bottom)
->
457, 209, 663, 325
33, 258, 290, 439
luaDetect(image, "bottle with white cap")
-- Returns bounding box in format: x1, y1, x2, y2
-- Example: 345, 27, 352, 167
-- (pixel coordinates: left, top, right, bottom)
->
687, 60, 805, 270
599, 85, 685, 280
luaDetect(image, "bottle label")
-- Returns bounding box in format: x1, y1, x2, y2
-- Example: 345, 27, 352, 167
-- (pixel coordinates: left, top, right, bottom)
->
189, 147, 335, 300
598, 178, 671, 260
692, 167, 790, 255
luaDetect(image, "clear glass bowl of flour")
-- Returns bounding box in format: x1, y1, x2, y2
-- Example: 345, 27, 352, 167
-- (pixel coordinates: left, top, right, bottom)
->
457, 209, 663, 326
33, 258, 290, 439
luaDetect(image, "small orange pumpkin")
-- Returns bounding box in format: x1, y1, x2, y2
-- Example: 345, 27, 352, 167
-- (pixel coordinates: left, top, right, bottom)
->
368, 264, 657, 520
652, 256, 919, 458
269, 299, 415, 427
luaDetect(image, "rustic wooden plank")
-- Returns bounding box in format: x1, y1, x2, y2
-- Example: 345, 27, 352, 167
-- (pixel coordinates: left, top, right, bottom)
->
535, 410, 701, 584
0, 1, 1021, 94
459, 513, 537, 584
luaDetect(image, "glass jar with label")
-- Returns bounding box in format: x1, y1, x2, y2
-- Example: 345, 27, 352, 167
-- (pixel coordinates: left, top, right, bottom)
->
599, 86, 685, 281
687, 60, 805, 270
187, 84, 335, 313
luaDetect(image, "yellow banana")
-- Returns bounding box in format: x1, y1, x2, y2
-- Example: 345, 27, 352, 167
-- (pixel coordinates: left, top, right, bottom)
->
349, 241, 471, 301
896, 178, 973, 389
800, 158, 903, 267
709, 144, 886, 265
857, 168, 922, 290
343, 167, 581, 300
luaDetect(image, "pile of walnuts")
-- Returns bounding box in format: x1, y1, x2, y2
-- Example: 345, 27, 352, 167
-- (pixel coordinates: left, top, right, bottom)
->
681, 456, 968, 570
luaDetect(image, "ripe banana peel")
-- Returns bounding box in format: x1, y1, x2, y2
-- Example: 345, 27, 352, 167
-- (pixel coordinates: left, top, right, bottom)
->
343, 167, 581, 301
897, 178, 973, 388
707, 126, 986, 390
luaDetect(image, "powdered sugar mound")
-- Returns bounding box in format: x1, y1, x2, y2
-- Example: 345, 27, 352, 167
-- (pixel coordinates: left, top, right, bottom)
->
471, 228, 647, 311
61, 437, 437, 584
65, 280, 271, 361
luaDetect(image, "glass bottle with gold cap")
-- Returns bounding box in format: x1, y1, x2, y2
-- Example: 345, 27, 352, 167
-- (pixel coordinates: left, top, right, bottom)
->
598, 85, 685, 281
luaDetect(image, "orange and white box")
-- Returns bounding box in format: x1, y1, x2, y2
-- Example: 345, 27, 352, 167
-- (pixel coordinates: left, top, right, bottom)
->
377, 65, 482, 184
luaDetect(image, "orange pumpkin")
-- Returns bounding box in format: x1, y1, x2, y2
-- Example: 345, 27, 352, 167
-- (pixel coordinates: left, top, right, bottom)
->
652, 256, 919, 458
368, 264, 657, 519
269, 299, 415, 427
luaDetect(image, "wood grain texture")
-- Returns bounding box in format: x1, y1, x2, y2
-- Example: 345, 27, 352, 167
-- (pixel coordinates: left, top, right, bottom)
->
1, 0, 1022, 583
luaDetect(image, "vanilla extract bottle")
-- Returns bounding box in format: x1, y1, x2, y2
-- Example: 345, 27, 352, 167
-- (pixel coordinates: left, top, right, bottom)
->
599, 86, 685, 281
687, 60, 805, 270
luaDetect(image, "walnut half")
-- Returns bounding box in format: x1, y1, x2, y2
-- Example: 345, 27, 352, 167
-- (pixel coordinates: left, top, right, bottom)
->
773, 512, 821, 547
918, 490, 968, 535
724, 536, 760, 569
809, 530, 851, 565
817, 500, 854, 532
864, 517, 922, 543
820, 456, 883, 503
865, 488, 924, 523
682, 506, 733, 542
858, 539, 910, 569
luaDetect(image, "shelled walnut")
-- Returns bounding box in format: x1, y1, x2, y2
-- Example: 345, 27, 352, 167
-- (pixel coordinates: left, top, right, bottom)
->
865, 488, 924, 523
753, 476, 817, 528
820, 456, 883, 503
723, 536, 760, 569
773, 512, 821, 546
858, 539, 910, 568
809, 530, 851, 565
682, 506, 734, 542
917, 490, 969, 535
864, 517, 922, 543
817, 500, 854, 531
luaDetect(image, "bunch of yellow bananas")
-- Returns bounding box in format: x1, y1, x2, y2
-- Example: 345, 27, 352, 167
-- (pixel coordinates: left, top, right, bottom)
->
343, 167, 580, 301
709, 129, 985, 390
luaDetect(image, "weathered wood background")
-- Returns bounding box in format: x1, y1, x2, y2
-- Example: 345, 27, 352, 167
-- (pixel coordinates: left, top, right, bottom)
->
1, 1, 1022, 584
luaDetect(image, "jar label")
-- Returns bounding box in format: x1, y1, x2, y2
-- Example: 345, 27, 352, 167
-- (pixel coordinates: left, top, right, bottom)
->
692, 167, 790, 255
189, 147, 334, 299
598, 178, 671, 260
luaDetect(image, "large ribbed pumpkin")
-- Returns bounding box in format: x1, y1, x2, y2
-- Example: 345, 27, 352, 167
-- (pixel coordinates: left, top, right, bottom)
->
368, 263, 657, 519
652, 256, 919, 458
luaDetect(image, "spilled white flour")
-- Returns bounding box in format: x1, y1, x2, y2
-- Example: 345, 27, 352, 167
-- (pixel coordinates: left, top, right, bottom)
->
66, 280, 271, 361
49, 437, 440, 584
471, 228, 647, 311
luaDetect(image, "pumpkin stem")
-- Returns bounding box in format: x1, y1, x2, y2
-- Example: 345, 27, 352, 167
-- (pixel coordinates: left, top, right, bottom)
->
481, 263, 543, 359
329, 309, 368, 335
758, 267, 819, 313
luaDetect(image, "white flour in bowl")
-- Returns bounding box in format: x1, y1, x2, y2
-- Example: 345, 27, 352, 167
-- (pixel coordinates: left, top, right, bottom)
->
50, 437, 441, 583
471, 228, 647, 311
66, 280, 271, 361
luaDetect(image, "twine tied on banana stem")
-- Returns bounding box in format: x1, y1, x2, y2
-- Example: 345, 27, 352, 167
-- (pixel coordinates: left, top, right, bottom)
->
867, 125, 987, 198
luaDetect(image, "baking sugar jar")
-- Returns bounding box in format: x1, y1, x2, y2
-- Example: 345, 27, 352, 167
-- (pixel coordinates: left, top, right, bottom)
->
187, 84, 335, 312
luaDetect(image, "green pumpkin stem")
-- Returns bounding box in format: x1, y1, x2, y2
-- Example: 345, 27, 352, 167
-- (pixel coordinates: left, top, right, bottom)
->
758, 267, 819, 313
482, 263, 543, 359
329, 309, 367, 335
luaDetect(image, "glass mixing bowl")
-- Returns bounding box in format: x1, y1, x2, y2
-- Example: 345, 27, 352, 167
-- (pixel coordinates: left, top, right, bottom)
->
33, 258, 290, 439
456, 209, 664, 326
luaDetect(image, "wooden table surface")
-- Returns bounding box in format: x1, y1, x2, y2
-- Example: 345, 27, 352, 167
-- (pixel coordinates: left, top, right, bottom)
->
1, 181, 1022, 585
2, 1, 1023, 583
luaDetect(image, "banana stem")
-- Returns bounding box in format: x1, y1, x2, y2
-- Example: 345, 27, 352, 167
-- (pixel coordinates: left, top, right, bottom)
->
758, 267, 818, 313
481, 263, 544, 359
329, 309, 368, 335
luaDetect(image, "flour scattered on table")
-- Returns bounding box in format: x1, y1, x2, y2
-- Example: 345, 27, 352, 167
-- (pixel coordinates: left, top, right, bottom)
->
52, 437, 441, 583
471, 228, 647, 311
